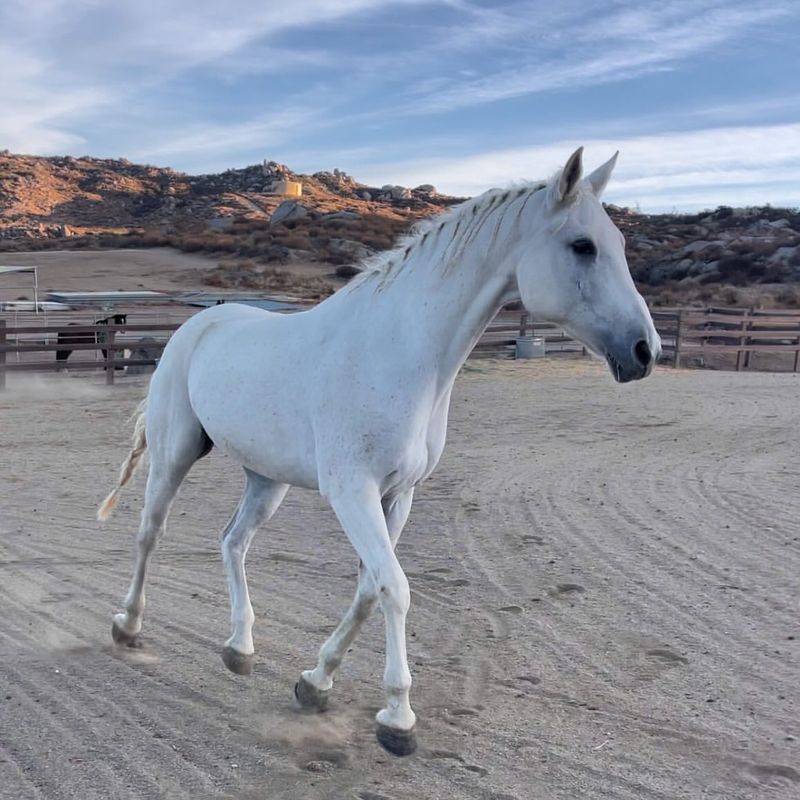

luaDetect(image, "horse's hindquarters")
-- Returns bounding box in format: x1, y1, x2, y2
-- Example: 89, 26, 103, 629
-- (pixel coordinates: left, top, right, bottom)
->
182, 311, 320, 489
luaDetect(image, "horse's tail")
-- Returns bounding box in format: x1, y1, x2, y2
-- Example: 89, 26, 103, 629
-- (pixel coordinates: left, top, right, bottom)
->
97, 398, 148, 521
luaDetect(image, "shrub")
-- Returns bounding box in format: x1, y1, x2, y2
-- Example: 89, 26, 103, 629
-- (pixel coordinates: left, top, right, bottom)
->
335, 264, 362, 279
717, 256, 761, 285
718, 286, 742, 305
773, 287, 800, 307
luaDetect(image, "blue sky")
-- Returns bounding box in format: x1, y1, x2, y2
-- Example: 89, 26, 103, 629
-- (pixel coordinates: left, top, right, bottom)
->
1, 0, 799, 211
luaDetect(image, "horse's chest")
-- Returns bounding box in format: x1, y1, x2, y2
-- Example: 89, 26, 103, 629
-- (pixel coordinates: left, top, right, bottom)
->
389, 407, 449, 488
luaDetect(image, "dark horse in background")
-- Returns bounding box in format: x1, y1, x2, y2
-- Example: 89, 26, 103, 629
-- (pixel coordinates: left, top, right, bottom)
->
56, 314, 127, 366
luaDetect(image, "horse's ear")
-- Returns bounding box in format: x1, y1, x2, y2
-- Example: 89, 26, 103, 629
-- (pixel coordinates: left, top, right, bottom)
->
587, 151, 618, 198
554, 146, 584, 204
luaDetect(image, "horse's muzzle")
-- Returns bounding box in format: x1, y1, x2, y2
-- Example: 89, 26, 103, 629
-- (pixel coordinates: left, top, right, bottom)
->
606, 335, 660, 383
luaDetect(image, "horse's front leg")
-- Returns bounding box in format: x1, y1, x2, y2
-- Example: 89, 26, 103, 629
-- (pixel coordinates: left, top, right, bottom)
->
296, 490, 413, 710
307, 483, 417, 756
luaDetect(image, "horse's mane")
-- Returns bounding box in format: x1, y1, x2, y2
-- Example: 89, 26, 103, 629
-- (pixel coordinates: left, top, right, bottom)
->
350, 178, 550, 288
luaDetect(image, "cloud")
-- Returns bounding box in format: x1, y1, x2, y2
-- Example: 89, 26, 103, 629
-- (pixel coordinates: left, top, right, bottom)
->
1, 0, 798, 215
350, 122, 800, 211
406, 1, 793, 113
131, 107, 323, 165
0, 0, 403, 155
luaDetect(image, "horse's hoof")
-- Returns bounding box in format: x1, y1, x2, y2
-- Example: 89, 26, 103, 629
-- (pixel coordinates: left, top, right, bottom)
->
294, 675, 329, 712
111, 621, 141, 648
376, 723, 417, 756
221, 646, 254, 675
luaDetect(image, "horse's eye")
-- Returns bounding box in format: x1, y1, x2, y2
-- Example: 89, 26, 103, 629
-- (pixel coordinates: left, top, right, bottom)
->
571, 238, 597, 257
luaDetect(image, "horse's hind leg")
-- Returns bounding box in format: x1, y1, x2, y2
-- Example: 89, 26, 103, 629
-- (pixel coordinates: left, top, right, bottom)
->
111, 413, 206, 646
296, 490, 413, 710
220, 470, 289, 675
111, 460, 193, 645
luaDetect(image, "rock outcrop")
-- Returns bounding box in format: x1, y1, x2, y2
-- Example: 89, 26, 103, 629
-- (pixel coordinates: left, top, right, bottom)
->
1, 150, 799, 305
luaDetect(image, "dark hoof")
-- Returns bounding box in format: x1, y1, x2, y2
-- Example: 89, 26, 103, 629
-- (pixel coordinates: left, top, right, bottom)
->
111, 622, 141, 648
294, 675, 329, 712
376, 723, 417, 757
221, 646, 254, 675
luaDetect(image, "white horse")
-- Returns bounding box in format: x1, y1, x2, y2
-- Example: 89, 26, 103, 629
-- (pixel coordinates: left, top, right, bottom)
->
98, 148, 660, 756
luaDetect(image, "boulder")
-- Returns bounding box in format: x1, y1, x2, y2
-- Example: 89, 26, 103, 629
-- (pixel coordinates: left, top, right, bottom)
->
207, 216, 233, 231
270, 200, 309, 225
327, 238, 375, 263
320, 211, 362, 223
769, 245, 799, 264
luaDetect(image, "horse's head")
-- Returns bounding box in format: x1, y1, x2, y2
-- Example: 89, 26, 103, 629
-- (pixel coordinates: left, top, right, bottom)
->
515, 148, 660, 382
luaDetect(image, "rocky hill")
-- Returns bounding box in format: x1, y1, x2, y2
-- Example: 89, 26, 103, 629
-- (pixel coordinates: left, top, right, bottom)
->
1, 151, 798, 306
0, 151, 453, 236
612, 204, 800, 306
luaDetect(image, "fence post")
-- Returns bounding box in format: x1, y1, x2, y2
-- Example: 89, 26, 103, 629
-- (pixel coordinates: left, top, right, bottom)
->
105, 328, 115, 385
743, 308, 754, 369
673, 311, 683, 368
735, 310, 749, 372
0, 320, 6, 392
795, 321, 800, 373
518, 313, 528, 337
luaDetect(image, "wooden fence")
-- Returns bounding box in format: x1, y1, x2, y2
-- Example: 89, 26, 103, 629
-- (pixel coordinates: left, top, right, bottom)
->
653, 307, 800, 371
472, 310, 586, 358
2, 306, 799, 389
0, 321, 180, 390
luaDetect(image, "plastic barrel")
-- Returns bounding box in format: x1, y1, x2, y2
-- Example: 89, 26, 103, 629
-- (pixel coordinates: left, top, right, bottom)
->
515, 335, 545, 359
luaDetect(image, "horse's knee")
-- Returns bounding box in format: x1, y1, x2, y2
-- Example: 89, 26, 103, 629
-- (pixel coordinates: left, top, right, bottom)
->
376, 567, 410, 614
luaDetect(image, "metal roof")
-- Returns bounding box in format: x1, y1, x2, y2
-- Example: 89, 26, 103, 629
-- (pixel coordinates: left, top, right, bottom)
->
47, 291, 169, 305
0, 265, 37, 274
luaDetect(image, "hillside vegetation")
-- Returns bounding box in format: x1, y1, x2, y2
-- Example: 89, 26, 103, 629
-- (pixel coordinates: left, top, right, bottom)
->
1, 151, 798, 306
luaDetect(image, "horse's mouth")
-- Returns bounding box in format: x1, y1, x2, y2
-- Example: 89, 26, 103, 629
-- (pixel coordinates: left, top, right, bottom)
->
606, 352, 624, 382
605, 351, 648, 383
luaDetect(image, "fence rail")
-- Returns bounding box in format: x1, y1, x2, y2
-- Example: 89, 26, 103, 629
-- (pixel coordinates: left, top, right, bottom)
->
652, 308, 800, 371
0, 320, 180, 390
2, 305, 799, 389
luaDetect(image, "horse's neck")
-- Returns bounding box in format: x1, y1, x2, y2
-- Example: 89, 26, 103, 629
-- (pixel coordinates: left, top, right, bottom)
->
362, 244, 518, 389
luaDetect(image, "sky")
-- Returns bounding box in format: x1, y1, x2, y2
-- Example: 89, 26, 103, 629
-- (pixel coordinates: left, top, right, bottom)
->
1, 0, 799, 212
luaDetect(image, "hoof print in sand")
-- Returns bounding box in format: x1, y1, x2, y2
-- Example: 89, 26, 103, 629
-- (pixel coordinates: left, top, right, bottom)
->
645, 648, 689, 665
550, 583, 586, 596
428, 749, 488, 776
746, 763, 800, 787
302, 751, 346, 773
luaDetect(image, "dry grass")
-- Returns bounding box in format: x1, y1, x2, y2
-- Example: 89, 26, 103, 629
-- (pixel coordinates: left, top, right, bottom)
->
203, 259, 334, 300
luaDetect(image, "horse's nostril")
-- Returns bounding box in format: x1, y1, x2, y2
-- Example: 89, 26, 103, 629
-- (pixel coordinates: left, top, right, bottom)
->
633, 339, 651, 367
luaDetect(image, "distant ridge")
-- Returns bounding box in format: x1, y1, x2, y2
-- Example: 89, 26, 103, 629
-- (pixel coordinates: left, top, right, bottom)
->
1, 150, 798, 307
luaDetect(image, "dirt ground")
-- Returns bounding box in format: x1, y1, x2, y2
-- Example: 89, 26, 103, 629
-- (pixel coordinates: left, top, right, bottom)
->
0, 248, 226, 298
0, 248, 335, 302
0, 361, 798, 800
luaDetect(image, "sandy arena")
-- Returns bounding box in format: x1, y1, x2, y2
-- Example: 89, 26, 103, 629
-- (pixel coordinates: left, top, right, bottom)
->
0, 360, 798, 799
